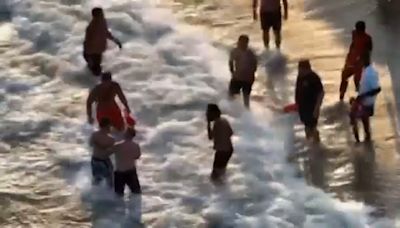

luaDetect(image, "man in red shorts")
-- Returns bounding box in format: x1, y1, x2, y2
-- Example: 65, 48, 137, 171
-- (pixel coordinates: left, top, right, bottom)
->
86, 72, 131, 132
253, 0, 288, 50
339, 21, 373, 101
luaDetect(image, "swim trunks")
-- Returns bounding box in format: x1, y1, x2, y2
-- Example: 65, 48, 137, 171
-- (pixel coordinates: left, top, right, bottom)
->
260, 10, 282, 31
96, 102, 125, 131
91, 157, 113, 187
114, 168, 141, 196
229, 79, 253, 96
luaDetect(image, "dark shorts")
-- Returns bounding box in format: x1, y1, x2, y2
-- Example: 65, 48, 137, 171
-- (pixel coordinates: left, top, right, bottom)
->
83, 52, 102, 76
299, 108, 318, 129
260, 10, 282, 31
229, 79, 253, 96
114, 168, 141, 196
91, 157, 113, 187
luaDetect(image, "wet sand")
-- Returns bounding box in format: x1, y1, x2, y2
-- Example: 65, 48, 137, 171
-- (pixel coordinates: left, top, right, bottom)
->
164, 0, 400, 218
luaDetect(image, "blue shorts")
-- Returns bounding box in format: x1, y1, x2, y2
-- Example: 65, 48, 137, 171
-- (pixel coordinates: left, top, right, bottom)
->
91, 157, 113, 187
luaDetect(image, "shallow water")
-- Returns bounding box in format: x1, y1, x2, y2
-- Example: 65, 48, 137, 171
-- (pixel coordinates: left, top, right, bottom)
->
169, 0, 400, 222
0, 0, 397, 227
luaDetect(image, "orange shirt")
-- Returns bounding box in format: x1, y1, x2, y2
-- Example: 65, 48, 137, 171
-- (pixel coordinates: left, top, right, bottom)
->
346, 31, 372, 66
84, 19, 109, 54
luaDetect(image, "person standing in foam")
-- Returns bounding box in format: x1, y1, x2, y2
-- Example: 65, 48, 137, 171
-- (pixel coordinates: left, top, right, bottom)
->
86, 72, 131, 132
229, 35, 258, 109
111, 127, 142, 197
83, 7, 122, 76
206, 104, 234, 182
349, 53, 381, 142
89, 118, 115, 188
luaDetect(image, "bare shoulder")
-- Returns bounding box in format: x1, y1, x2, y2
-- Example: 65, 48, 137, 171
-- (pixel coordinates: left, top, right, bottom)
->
221, 117, 232, 127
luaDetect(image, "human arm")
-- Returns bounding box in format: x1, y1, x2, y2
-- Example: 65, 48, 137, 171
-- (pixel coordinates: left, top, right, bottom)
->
367, 36, 373, 53
313, 76, 324, 118
294, 75, 302, 105
207, 121, 213, 140
252, 0, 258, 21
134, 144, 141, 160
107, 30, 122, 49
116, 83, 131, 113
86, 89, 96, 124
251, 51, 258, 73
357, 87, 381, 100
229, 50, 235, 76
227, 121, 233, 138
282, 0, 288, 20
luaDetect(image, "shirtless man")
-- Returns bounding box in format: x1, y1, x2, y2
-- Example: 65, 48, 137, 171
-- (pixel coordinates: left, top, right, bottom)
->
84, 7, 122, 76
206, 104, 234, 182
229, 35, 258, 108
340, 21, 373, 100
87, 72, 131, 132
112, 127, 142, 197
253, 0, 288, 49
89, 118, 115, 187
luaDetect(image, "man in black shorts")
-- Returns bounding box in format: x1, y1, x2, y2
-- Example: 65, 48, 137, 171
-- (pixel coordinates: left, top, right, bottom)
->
295, 60, 324, 143
229, 35, 258, 108
253, 0, 288, 49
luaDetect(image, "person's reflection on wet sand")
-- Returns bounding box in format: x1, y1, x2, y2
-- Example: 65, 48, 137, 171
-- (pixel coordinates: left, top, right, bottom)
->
305, 145, 327, 189
353, 143, 376, 192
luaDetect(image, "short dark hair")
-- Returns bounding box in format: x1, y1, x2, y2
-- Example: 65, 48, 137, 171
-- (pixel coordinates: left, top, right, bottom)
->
355, 21, 366, 32
99, 118, 111, 128
101, 71, 112, 81
238, 34, 249, 43
298, 59, 311, 70
92, 7, 104, 18
207, 103, 221, 117
125, 127, 136, 138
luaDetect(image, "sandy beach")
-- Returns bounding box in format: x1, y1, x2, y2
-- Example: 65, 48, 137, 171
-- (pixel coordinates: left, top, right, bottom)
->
164, 0, 400, 218
0, 0, 398, 226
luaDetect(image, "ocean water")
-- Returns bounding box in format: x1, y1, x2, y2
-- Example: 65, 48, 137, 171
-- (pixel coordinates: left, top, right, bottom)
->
0, 0, 396, 227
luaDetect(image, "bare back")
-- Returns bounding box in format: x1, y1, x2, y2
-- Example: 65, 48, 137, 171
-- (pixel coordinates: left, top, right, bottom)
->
92, 81, 119, 107
90, 130, 115, 159
113, 140, 141, 172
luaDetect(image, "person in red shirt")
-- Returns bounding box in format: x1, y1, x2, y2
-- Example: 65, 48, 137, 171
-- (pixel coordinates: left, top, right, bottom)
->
83, 8, 122, 76
339, 21, 373, 101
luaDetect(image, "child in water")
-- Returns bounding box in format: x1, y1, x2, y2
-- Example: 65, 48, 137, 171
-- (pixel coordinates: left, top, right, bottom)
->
206, 104, 234, 182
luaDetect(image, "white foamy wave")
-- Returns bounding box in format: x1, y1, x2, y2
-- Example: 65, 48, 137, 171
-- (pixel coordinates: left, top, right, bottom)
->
1, 0, 395, 227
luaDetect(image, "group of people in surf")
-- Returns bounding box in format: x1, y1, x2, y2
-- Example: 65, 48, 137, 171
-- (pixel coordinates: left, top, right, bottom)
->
84, 0, 382, 193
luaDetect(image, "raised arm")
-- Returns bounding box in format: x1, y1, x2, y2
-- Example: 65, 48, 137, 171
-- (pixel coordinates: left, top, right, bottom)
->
116, 83, 131, 113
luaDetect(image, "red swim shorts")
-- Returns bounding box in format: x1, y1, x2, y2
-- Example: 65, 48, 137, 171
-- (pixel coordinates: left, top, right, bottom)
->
96, 103, 125, 131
